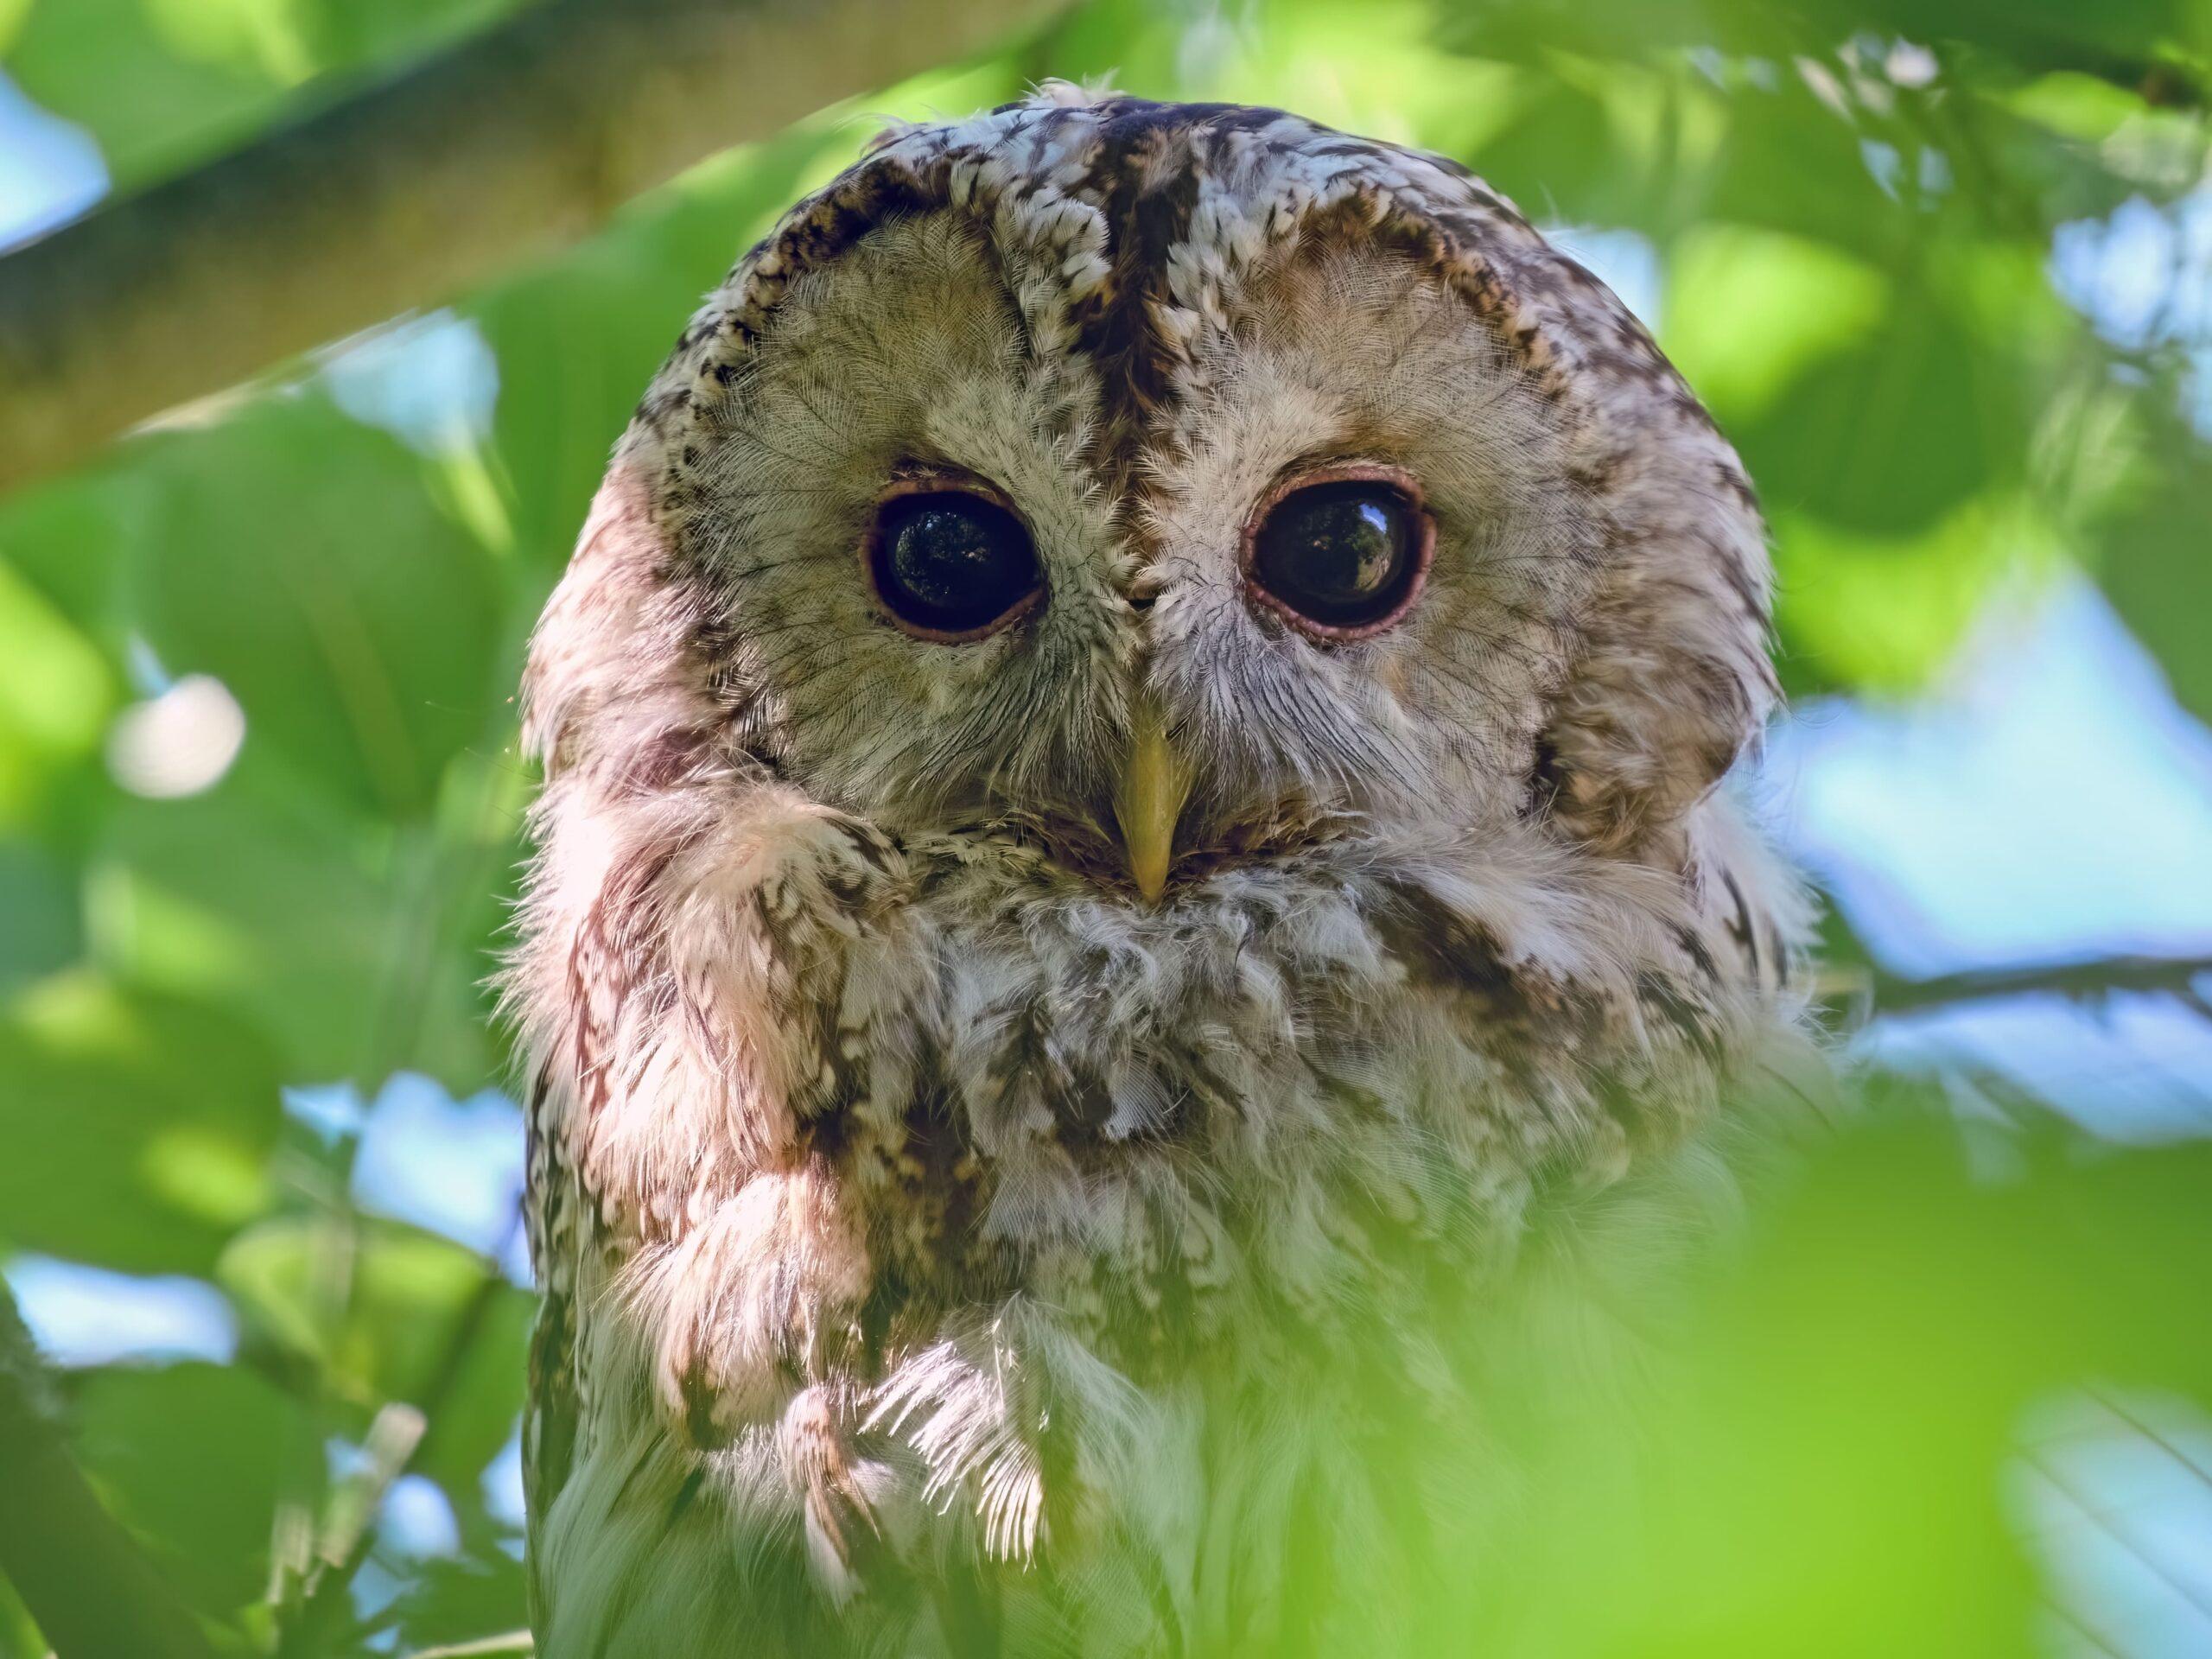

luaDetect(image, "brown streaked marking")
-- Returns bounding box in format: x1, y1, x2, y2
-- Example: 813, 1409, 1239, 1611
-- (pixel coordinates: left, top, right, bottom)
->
1072, 100, 1212, 506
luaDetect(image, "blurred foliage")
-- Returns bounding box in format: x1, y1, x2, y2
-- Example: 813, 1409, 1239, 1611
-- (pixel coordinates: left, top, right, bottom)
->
3, 0, 528, 188
0, 0, 2209, 1654
1248, 1108, 2212, 1657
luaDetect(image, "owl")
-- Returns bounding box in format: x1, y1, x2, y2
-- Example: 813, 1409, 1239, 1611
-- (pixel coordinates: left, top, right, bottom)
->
507, 86, 1814, 1658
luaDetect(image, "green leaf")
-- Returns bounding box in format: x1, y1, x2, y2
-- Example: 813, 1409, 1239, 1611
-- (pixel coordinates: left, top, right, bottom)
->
1734, 294, 2031, 537
409, 1282, 528, 1497
1807, 0, 2202, 69
0, 839, 80, 991
3, 0, 528, 189
1770, 494, 2061, 695
383, 1549, 528, 1653
2090, 425, 2212, 722
125, 398, 504, 823
1702, 81, 1916, 254
219, 1211, 527, 1487
86, 741, 512, 1086
0, 974, 278, 1274
4, 0, 282, 189
0, 553, 114, 829
1662, 226, 1893, 423
72, 1359, 307, 1614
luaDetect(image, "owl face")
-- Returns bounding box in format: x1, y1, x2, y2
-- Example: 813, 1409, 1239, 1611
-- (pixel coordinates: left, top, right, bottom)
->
697, 213, 1585, 897
609, 97, 1770, 905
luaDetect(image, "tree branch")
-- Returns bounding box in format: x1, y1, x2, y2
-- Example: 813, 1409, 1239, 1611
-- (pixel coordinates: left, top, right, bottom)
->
1827, 954, 2212, 1016
0, 1280, 216, 1659
0, 0, 1067, 496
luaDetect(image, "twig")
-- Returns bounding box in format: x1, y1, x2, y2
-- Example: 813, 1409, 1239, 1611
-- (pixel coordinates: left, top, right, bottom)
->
410, 1635, 534, 1657
0, 1280, 216, 1659
2088, 1387, 2212, 1492
1823, 954, 2212, 1016
277, 1247, 516, 1657
0, 0, 1068, 496
2019, 1442, 2212, 1624
317, 1402, 430, 1573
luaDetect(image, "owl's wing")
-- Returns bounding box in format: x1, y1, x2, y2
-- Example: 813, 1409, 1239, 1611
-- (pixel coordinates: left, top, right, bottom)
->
521, 1062, 581, 1624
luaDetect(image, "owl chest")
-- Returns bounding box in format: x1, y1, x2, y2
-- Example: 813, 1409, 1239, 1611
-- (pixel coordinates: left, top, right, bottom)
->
783, 963, 1587, 1377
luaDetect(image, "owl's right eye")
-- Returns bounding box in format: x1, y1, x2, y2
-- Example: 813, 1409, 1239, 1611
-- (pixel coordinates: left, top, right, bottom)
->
867, 487, 1044, 640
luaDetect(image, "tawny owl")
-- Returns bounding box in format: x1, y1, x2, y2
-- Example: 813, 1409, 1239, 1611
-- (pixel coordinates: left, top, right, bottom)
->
507, 86, 1814, 1658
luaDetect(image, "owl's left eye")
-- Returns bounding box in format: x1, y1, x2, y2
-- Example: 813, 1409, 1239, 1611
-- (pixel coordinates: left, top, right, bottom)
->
868, 487, 1044, 640
1243, 467, 1433, 639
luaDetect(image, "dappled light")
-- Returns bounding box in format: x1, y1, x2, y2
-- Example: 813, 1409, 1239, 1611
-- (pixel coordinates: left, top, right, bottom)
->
2, 2, 2209, 1656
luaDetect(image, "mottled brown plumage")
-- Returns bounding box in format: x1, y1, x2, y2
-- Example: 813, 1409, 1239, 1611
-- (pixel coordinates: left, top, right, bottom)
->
507, 86, 1814, 1656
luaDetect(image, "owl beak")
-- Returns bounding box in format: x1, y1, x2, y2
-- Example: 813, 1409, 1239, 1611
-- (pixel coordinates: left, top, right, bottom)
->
1114, 705, 1192, 902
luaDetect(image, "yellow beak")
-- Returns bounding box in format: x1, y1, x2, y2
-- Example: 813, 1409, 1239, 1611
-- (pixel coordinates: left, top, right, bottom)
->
1113, 704, 1192, 902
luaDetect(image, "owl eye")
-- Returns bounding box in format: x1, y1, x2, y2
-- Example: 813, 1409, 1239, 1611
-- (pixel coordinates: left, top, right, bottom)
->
868, 488, 1044, 639
1244, 473, 1431, 639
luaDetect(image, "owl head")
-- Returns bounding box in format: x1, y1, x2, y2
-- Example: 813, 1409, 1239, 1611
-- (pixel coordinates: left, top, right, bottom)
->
524, 89, 1777, 899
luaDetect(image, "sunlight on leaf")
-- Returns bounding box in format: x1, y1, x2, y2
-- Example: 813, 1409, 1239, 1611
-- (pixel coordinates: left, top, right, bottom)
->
1772, 494, 2064, 693
1663, 226, 1892, 418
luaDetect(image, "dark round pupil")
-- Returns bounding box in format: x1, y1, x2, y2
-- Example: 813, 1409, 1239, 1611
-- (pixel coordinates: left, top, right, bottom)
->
1249, 480, 1416, 628
874, 493, 1039, 633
